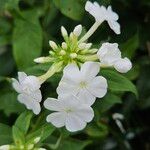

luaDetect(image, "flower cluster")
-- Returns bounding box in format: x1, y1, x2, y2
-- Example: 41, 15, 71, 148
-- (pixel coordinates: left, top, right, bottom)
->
12, 1, 132, 132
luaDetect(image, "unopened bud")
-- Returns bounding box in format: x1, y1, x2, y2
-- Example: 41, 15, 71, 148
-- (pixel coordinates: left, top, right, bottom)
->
34, 137, 41, 144
49, 40, 58, 50
60, 50, 66, 55
85, 43, 92, 49
49, 51, 55, 56
61, 26, 68, 37
34, 57, 53, 63
61, 42, 67, 49
70, 53, 77, 59
73, 24, 82, 37
27, 144, 34, 150
78, 43, 87, 49
69, 32, 74, 40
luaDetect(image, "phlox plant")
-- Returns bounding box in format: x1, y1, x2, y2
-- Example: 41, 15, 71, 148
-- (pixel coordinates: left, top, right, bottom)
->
0, 1, 136, 150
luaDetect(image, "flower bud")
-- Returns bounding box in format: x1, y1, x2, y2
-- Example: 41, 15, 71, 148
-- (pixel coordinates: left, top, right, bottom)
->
85, 43, 92, 49
78, 43, 87, 49
34, 137, 41, 144
73, 24, 82, 37
70, 53, 77, 59
49, 41, 58, 50
61, 42, 67, 49
0, 145, 10, 150
60, 50, 66, 55
27, 144, 34, 150
61, 26, 68, 37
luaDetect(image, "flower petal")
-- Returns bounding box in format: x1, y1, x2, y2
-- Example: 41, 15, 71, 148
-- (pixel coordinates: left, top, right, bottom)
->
18, 94, 41, 115
12, 78, 22, 93
108, 20, 120, 34
77, 89, 96, 106
75, 106, 94, 122
80, 61, 100, 79
46, 112, 66, 128
63, 63, 80, 80
88, 76, 108, 98
18, 72, 27, 82
30, 89, 42, 102
57, 78, 79, 98
65, 114, 86, 132
44, 98, 62, 111
22, 76, 41, 91
114, 57, 132, 73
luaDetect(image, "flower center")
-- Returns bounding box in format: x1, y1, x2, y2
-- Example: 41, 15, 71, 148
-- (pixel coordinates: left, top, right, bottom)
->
79, 81, 87, 88
64, 108, 73, 113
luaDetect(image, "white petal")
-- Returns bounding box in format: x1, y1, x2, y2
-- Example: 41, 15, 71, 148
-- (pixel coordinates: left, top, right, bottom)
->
97, 42, 121, 66
77, 89, 96, 106
30, 89, 42, 102
44, 98, 62, 111
108, 20, 120, 34
57, 78, 79, 97
88, 76, 108, 98
74, 106, 94, 122
18, 94, 41, 115
80, 61, 100, 79
22, 76, 41, 91
12, 78, 22, 93
63, 63, 80, 80
18, 72, 27, 82
114, 57, 132, 73
46, 112, 66, 128
107, 6, 119, 20
65, 114, 86, 132
85, 1, 93, 12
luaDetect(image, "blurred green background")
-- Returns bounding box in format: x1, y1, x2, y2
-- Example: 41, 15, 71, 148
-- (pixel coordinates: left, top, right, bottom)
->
0, 0, 150, 149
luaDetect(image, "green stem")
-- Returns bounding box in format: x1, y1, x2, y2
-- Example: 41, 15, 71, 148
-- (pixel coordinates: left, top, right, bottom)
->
38, 61, 63, 83
77, 54, 98, 62
79, 22, 101, 43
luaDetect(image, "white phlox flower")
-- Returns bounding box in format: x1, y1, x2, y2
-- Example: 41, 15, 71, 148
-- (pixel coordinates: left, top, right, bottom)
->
85, 1, 120, 34
44, 95, 94, 132
97, 42, 132, 73
57, 61, 108, 106
12, 72, 42, 115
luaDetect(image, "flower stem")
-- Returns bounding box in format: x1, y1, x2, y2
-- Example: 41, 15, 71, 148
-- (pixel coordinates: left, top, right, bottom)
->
38, 61, 63, 83
77, 54, 98, 62
79, 22, 101, 43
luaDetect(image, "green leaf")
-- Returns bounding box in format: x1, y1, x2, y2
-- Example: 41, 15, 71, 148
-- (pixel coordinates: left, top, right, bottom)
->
12, 126, 25, 145
86, 122, 108, 138
57, 139, 91, 150
0, 90, 26, 116
13, 9, 42, 69
0, 123, 13, 145
26, 123, 55, 143
96, 93, 122, 113
14, 111, 33, 135
120, 33, 139, 59
101, 69, 138, 97
53, 0, 84, 20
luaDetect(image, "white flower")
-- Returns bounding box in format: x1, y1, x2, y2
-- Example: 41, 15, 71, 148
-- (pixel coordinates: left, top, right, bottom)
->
97, 42, 132, 73
57, 61, 108, 106
12, 72, 42, 115
114, 57, 132, 73
44, 95, 94, 132
85, 1, 120, 34
97, 42, 121, 66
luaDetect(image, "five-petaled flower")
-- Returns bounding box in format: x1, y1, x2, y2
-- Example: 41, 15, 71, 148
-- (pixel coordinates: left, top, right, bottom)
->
44, 95, 94, 132
97, 42, 132, 73
12, 72, 42, 115
57, 61, 108, 106
85, 1, 120, 34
